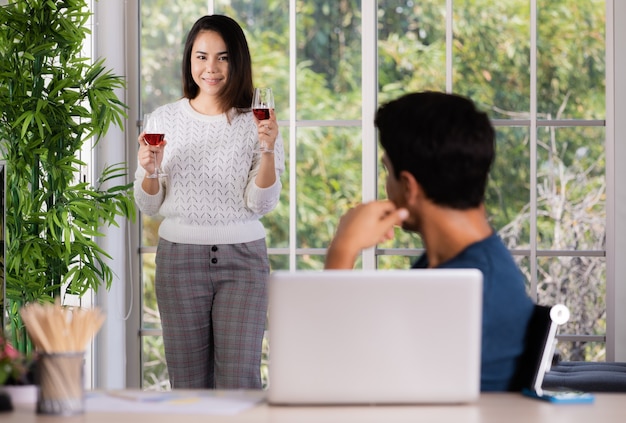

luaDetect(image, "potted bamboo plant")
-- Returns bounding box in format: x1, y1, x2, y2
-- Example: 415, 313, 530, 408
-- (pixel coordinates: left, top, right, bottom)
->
0, 0, 136, 355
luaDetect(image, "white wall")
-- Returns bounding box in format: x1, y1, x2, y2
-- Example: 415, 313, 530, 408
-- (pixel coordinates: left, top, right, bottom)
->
92, 0, 136, 389
606, 0, 626, 361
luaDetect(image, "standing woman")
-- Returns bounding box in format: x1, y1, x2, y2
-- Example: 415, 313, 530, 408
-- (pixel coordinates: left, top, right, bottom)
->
134, 15, 284, 389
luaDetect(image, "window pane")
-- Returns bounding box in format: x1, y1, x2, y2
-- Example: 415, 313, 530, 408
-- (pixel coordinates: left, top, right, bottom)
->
142, 253, 161, 330
537, 0, 606, 119
512, 253, 608, 362
269, 254, 290, 271
296, 254, 325, 270
263, 127, 290, 249
142, 335, 169, 391
141, 215, 162, 247
261, 330, 269, 389
489, 127, 531, 248
140, 1, 207, 250
141, 0, 209, 112
296, 127, 362, 249
556, 341, 605, 362
536, 255, 606, 337
453, 1, 531, 117
377, 254, 419, 270
296, 2, 362, 120
512, 255, 533, 296
217, 1, 290, 115
377, 228, 423, 252
377, 0, 446, 103
536, 126, 605, 250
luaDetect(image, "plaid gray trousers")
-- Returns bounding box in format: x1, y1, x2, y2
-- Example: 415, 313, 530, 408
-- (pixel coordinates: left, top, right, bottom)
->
155, 237, 269, 389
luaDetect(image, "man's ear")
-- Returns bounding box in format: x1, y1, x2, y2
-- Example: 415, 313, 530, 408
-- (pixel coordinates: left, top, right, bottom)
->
399, 170, 423, 206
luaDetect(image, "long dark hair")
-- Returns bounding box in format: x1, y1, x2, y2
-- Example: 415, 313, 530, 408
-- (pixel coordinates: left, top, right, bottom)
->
181, 15, 253, 113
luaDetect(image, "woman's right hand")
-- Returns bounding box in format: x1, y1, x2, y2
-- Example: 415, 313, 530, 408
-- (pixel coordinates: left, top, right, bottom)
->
137, 131, 167, 175
137, 131, 167, 194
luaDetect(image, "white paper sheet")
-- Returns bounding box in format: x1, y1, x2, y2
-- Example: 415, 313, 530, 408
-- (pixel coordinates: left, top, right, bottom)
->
86, 390, 264, 415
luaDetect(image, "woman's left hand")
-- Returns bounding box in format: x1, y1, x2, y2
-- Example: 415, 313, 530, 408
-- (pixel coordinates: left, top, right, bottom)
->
254, 108, 279, 152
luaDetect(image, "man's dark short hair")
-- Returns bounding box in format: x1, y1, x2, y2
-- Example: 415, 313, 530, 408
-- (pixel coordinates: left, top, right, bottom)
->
375, 91, 495, 209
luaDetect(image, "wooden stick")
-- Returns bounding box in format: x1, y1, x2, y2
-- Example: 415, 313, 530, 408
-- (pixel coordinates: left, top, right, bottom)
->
19, 302, 106, 353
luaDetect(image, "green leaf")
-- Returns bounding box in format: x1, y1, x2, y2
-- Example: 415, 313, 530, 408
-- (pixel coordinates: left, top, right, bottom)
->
1, 0, 136, 317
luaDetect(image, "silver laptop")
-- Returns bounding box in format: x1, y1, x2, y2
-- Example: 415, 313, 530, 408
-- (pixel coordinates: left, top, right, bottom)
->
267, 269, 483, 405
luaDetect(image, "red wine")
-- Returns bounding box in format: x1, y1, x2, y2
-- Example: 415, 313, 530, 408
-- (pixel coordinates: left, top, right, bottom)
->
253, 108, 270, 120
144, 133, 164, 145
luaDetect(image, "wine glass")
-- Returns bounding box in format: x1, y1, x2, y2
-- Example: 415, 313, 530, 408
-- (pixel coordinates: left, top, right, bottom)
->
142, 113, 167, 178
252, 87, 274, 152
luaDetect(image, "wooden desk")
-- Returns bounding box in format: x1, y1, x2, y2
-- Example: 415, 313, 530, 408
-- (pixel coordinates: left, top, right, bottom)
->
4, 391, 625, 423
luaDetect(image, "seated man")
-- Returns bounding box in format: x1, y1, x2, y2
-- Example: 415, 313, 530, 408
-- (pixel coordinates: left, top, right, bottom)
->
325, 91, 534, 391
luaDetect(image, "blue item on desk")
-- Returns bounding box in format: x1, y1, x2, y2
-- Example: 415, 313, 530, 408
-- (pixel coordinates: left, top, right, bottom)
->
522, 387, 595, 404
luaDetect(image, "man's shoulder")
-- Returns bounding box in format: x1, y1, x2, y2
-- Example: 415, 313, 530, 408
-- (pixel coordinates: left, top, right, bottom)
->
411, 233, 513, 270
470, 232, 510, 256
462, 234, 519, 271
442, 233, 509, 267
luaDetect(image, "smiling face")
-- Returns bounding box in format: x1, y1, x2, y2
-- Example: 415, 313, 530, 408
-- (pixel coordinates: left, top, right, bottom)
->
190, 30, 229, 101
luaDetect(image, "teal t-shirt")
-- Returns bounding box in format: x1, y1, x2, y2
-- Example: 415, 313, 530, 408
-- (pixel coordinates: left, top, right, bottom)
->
412, 232, 534, 391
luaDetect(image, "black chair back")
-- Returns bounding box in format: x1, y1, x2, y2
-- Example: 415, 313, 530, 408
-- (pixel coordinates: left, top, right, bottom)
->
509, 305, 565, 392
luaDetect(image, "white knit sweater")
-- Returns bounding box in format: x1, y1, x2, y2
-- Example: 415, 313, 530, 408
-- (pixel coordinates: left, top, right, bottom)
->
133, 99, 285, 245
